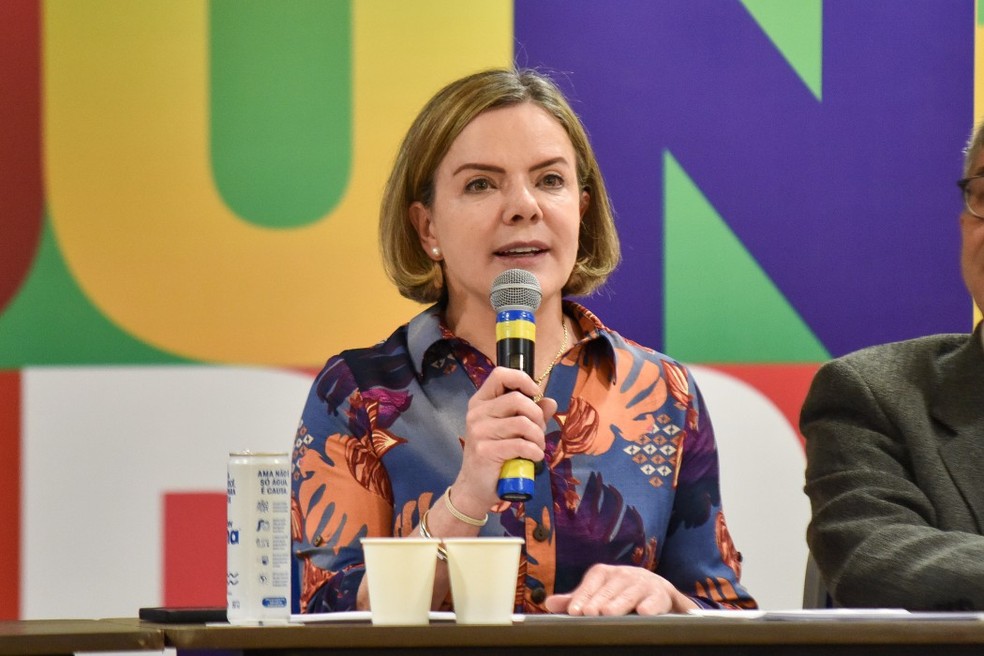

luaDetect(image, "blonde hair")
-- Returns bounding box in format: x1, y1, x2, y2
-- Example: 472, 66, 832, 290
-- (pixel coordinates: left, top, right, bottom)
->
379, 68, 621, 304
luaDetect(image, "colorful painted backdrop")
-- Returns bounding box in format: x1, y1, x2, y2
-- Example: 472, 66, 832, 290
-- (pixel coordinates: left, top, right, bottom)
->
0, 0, 976, 617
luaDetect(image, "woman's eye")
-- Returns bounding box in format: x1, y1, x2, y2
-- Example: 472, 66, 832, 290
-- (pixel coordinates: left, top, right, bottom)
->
465, 178, 491, 192
541, 173, 564, 188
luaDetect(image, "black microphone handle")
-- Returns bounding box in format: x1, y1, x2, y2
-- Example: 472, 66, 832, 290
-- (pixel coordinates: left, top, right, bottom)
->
496, 332, 539, 501
497, 338, 534, 378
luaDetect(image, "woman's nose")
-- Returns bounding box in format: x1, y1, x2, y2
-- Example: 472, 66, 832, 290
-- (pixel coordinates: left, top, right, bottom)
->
502, 183, 541, 223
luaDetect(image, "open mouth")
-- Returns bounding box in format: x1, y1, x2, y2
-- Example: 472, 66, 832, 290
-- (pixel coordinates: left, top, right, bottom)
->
495, 246, 545, 257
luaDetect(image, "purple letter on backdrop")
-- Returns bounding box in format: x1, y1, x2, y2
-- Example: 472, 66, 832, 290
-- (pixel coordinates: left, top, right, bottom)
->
516, 1, 971, 356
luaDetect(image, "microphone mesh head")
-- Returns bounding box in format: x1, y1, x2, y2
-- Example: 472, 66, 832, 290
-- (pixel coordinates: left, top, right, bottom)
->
490, 269, 542, 312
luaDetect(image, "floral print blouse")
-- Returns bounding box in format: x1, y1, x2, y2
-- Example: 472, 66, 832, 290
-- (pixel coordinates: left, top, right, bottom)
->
291, 301, 755, 613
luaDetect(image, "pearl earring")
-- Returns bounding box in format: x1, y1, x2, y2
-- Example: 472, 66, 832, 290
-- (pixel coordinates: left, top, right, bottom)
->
431, 247, 441, 257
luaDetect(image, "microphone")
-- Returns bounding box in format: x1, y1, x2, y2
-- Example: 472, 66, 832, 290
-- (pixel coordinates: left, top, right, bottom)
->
489, 269, 542, 502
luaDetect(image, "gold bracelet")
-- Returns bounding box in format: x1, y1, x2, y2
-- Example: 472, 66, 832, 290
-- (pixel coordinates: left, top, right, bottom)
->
443, 486, 488, 527
418, 509, 448, 561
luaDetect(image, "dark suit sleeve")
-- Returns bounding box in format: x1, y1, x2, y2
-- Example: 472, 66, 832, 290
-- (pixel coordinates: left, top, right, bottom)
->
802, 357, 984, 610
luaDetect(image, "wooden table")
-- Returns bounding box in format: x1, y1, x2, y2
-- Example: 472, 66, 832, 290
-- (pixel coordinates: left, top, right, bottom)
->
7, 615, 984, 655
140, 614, 984, 656
0, 618, 163, 655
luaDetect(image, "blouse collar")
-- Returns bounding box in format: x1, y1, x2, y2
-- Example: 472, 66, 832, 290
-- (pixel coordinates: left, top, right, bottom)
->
406, 301, 618, 381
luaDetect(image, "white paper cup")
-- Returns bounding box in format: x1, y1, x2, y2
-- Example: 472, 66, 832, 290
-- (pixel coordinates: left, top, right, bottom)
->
444, 537, 524, 625
361, 537, 440, 625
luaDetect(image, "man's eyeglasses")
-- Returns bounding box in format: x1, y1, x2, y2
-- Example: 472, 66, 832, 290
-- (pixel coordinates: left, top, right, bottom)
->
957, 175, 984, 219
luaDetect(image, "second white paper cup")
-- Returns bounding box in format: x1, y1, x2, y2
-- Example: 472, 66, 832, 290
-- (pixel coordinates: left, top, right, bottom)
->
361, 537, 439, 625
444, 537, 524, 625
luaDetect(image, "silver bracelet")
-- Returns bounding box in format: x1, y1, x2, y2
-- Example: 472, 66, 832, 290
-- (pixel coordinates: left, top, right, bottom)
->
443, 486, 488, 527
418, 508, 448, 561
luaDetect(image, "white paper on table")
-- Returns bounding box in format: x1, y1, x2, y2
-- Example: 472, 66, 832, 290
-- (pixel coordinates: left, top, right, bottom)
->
691, 608, 984, 621
290, 611, 525, 623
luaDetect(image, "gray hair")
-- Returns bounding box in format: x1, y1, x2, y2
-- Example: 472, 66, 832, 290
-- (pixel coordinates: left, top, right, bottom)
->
964, 120, 984, 178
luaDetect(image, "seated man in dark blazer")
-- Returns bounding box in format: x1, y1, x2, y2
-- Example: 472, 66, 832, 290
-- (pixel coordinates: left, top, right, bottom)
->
801, 122, 984, 610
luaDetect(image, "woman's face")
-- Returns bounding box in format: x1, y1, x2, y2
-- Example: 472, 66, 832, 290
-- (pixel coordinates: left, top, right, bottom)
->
411, 102, 588, 313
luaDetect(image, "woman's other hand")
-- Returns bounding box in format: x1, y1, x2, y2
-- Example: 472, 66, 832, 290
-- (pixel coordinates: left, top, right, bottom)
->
544, 564, 698, 616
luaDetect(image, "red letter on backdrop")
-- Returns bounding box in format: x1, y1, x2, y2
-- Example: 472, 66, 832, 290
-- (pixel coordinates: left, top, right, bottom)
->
0, 0, 44, 314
